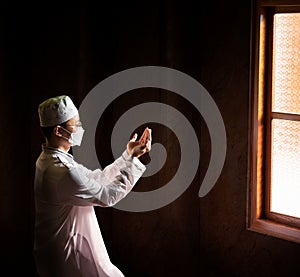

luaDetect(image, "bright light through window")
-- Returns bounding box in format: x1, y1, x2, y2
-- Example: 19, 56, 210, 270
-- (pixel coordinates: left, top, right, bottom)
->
271, 13, 300, 218
271, 119, 300, 217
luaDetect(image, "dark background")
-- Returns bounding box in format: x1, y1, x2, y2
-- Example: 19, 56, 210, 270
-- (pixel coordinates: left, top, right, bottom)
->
1, 1, 300, 276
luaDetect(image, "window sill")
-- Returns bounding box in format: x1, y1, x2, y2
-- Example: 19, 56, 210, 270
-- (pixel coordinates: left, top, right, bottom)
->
248, 218, 300, 244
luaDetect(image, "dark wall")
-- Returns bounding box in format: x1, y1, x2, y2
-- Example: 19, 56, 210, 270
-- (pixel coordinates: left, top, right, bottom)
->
1, 1, 300, 276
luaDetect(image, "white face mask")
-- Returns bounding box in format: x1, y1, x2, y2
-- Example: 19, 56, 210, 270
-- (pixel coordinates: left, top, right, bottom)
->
61, 126, 85, 146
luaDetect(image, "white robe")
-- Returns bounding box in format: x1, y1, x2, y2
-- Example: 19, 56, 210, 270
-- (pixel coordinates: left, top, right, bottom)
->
33, 145, 146, 277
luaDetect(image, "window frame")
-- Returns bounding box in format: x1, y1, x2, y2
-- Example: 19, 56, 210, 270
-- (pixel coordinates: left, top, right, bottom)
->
248, 0, 300, 243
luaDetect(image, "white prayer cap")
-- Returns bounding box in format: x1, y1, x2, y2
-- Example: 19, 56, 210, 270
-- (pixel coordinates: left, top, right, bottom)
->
38, 95, 78, 127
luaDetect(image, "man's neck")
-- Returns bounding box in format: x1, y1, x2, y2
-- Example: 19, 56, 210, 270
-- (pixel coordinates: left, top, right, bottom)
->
46, 140, 71, 153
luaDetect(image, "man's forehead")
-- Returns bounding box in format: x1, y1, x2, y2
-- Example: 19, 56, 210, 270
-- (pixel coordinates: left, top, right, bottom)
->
68, 114, 80, 122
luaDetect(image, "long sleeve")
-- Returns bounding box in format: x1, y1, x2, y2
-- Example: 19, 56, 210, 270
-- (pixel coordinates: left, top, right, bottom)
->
59, 150, 146, 207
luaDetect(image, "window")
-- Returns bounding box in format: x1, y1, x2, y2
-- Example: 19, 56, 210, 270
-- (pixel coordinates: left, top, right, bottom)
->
249, 0, 300, 243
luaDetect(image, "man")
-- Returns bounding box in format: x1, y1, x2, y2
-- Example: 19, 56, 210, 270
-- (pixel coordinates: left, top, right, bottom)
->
33, 95, 151, 277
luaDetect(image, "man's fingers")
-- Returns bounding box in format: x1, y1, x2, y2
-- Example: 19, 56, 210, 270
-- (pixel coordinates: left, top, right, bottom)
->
130, 133, 138, 142
146, 140, 151, 151
147, 128, 152, 142
140, 140, 151, 152
139, 129, 147, 144
139, 127, 152, 145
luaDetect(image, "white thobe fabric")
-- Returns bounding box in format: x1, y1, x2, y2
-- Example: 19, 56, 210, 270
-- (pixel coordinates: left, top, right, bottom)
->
33, 145, 146, 277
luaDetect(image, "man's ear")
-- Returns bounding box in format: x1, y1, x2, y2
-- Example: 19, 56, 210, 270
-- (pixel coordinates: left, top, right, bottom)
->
54, 126, 63, 137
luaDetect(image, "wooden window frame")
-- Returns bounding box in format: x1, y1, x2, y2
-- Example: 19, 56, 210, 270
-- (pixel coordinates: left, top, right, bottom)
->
248, 0, 300, 243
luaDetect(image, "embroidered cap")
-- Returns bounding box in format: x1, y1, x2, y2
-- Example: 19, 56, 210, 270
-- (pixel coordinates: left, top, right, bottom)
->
38, 95, 78, 127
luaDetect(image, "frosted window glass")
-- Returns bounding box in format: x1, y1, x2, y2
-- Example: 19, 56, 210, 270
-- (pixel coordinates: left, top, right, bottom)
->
272, 13, 300, 114
271, 119, 300, 217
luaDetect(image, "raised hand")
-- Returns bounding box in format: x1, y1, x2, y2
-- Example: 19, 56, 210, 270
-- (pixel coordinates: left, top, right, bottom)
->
127, 127, 152, 158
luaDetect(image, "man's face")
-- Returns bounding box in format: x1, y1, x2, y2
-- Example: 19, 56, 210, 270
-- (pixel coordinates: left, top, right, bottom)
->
54, 114, 82, 146
65, 114, 82, 133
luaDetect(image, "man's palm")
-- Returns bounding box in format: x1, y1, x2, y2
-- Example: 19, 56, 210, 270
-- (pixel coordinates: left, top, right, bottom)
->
127, 127, 152, 158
